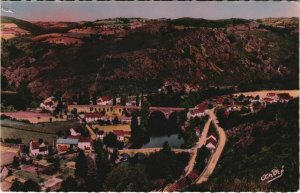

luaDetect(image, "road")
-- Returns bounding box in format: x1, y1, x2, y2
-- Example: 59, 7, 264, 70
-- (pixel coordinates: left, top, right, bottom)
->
195, 109, 227, 184
185, 118, 212, 175
232, 89, 299, 98
85, 124, 97, 140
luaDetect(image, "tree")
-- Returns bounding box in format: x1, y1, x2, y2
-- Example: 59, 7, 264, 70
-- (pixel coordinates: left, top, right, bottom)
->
60, 177, 78, 191
140, 101, 150, 132
112, 117, 120, 125
22, 179, 40, 192
104, 165, 152, 192
207, 103, 214, 109
92, 93, 97, 105
136, 94, 140, 106
103, 132, 123, 148
93, 139, 112, 190
113, 96, 117, 106
10, 179, 23, 191
75, 150, 88, 177
12, 156, 20, 168
130, 112, 145, 148
238, 94, 245, 101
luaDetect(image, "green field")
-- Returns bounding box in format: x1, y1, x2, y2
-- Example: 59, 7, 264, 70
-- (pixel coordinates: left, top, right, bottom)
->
0, 119, 81, 144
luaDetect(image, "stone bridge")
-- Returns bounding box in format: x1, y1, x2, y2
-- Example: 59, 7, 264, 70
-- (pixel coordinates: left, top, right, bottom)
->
118, 148, 193, 157
68, 105, 188, 119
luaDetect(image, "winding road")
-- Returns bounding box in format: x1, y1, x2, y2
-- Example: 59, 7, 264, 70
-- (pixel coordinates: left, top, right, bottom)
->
195, 109, 227, 184
185, 118, 212, 175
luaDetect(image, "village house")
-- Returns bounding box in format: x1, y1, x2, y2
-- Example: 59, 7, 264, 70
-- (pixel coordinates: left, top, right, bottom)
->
206, 135, 218, 151
112, 130, 126, 142
85, 113, 103, 123
77, 137, 92, 151
96, 130, 105, 140
29, 141, 49, 157
56, 136, 92, 153
97, 96, 113, 105
188, 104, 208, 118
56, 138, 79, 154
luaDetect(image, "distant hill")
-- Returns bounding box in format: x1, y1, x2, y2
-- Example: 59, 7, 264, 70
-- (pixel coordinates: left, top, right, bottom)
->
1, 17, 299, 98
1, 16, 46, 34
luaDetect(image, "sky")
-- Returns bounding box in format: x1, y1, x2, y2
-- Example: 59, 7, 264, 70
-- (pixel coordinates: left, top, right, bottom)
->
1, 1, 299, 22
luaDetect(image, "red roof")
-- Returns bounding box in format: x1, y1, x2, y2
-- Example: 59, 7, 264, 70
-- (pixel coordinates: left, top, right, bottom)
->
79, 137, 92, 143
31, 141, 40, 150
206, 137, 217, 146
277, 93, 291, 100
123, 131, 131, 135
44, 101, 54, 106
85, 113, 102, 118
98, 96, 112, 102
113, 130, 125, 136
196, 104, 206, 112
58, 145, 68, 152
263, 97, 274, 102
267, 93, 276, 97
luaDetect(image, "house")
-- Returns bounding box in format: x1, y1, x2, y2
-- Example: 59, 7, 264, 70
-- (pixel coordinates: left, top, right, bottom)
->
70, 127, 81, 136
85, 113, 103, 123
56, 138, 79, 154
266, 92, 276, 98
277, 93, 291, 103
40, 96, 58, 112
41, 177, 63, 192
206, 135, 218, 151
113, 130, 125, 142
77, 137, 92, 151
97, 96, 113, 105
188, 104, 208, 118
263, 97, 276, 104
96, 130, 105, 140
29, 141, 49, 156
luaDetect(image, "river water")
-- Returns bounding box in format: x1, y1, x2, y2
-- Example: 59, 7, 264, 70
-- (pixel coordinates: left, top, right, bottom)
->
142, 134, 184, 148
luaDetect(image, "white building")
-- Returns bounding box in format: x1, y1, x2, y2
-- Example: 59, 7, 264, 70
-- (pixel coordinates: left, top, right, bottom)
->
29, 141, 49, 156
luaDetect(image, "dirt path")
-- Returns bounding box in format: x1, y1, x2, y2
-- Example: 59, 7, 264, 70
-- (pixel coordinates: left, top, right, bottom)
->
233, 89, 299, 98
195, 109, 227, 184
185, 118, 212, 175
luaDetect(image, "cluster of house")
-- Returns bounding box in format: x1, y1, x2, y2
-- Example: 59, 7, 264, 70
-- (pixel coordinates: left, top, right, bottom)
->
55, 127, 92, 154
189, 92, 293, 119
95, 129, 130, 142
0, 144, 66, 191
96, 95, 141, 106
83, 113, 131, 124
188, 104, 209, 119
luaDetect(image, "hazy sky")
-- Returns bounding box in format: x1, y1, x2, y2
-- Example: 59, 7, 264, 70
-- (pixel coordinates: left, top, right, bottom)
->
1, 1, 299, 22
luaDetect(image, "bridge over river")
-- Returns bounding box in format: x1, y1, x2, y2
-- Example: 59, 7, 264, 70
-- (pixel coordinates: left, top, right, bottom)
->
68, 105, 188, 118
